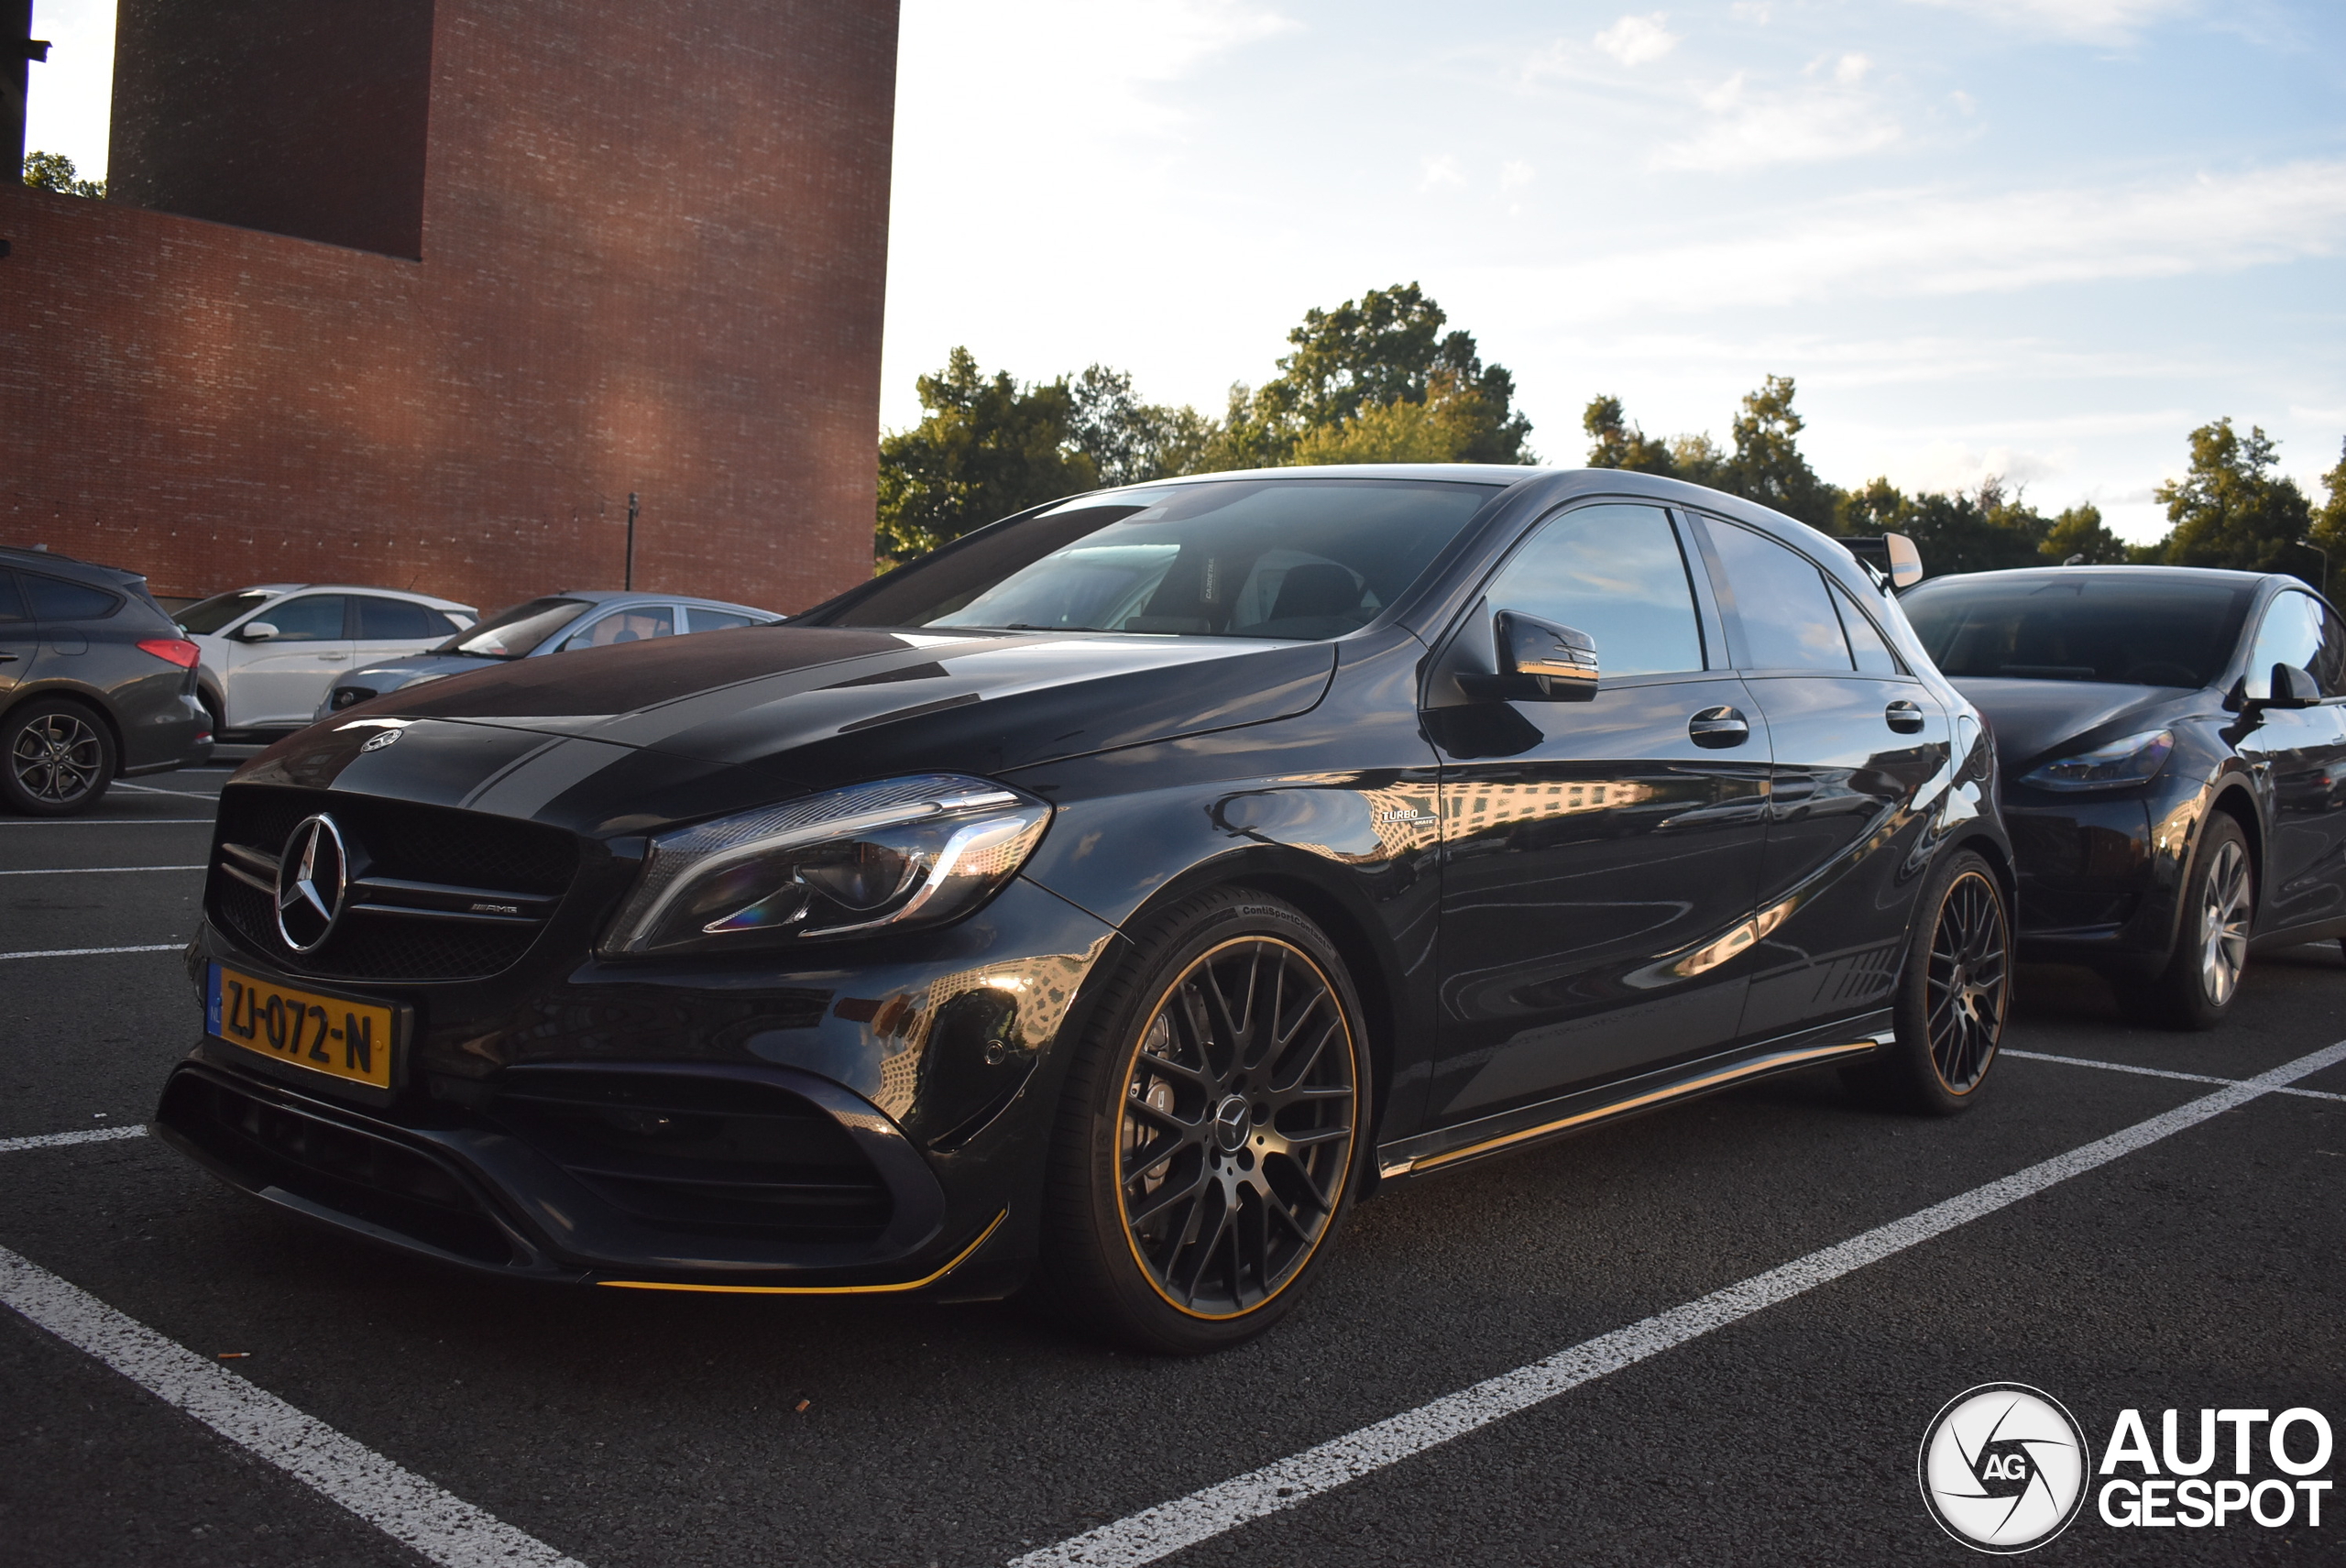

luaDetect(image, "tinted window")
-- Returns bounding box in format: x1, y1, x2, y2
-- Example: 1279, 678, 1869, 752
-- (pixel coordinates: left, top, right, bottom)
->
21, 573, 122, 622
688, 609, 758, 632
1902, 573, 2253, 688
258, 595, 347, 641
0, 571, 27, 623
355, 596, 444, 640
814, 478, 1501, 640
2244, 591, 2346, 698
175, 587, 275, 634
1830, 580, 1901, 675
1483, 504, 1703, 678
1707, 522, 1851, 671
443, 597, 594, 658
563, 606, 675, 649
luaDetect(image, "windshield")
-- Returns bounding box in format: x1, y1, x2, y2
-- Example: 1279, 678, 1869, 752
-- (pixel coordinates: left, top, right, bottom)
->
1902, 573, 2254, 688
438, 597, 595, 658
175, 588, 275, 635
809, 477, 1504, 640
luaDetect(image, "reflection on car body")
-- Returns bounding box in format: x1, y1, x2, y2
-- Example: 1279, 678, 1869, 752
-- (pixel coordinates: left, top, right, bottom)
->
159, 466, 2014, 1352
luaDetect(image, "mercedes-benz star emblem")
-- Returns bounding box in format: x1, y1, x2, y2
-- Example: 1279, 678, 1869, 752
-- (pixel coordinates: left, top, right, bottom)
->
275, 815, 350, 953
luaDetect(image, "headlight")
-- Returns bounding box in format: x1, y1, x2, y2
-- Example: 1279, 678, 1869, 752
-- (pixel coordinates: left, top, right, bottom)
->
599, 774, 1052, 955
2020, 729, 2175, 792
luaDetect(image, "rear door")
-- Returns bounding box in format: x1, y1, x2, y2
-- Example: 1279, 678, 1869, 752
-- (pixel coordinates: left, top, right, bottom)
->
0, 572, 36, 703
222, 593, 351, 727
2232, 588, 2346, 933
1692, 517, 1952, 1039
1428, 501, 1773, 1124
351, 594, 458, 671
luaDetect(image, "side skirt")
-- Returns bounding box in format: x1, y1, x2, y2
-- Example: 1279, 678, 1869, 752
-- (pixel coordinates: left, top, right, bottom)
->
1376, 1016, 1890, 1179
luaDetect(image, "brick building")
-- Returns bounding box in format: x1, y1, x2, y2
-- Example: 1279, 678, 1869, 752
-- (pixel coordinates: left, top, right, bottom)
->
0, 0, 897, 611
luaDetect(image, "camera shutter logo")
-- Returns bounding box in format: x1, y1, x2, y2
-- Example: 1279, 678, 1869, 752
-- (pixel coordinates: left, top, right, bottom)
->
1920, 1383, 2092, 1552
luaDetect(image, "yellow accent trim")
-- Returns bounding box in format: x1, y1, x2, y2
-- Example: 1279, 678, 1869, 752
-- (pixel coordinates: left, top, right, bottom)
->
593, 1210, 1006, 1296
1405, 1040, 1880, 1174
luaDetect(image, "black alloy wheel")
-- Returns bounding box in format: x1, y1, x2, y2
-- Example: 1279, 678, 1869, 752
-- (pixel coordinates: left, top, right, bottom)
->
1844, 849, 2011, 1114
2121, 812, 2253, 1031
1039, 889, 1367, 1353
1, 699, 117, 817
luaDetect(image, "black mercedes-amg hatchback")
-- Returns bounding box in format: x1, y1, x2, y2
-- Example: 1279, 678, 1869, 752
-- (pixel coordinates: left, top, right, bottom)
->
159, 466, 2013, 1351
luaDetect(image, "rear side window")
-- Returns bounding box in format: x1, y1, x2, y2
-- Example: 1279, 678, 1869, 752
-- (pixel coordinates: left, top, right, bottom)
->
564, 607, 676, 649
259, 595, 348, 641
1706, 522, 1852, 672
355, 595, 444, 640
688, 609, 759, 632
20, 573, 122, 622
0, 571, 27, 623
1481, 503, 1704, 678
1830, 580, 1902, 675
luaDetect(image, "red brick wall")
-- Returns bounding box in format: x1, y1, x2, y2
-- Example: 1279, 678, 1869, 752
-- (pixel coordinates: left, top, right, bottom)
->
0, 0, 895, 613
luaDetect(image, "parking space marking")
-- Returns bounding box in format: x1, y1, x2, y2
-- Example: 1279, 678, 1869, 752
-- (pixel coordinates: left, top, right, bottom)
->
112, 783, 222, 798
1014, 1037, 2346, 1568
0, 818, 215, 827
2005, 1047, 2346, 1102
0, 865, 205, 876
0, 1243, 586, 1568
0, 944, 183, 960
0, 1127, 148, 1154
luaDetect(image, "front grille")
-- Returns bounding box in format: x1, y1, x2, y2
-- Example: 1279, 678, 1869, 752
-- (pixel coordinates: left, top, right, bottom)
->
159, 1070, 517, 1265
488, 1069, 893, 1244
211, 784, 579, 981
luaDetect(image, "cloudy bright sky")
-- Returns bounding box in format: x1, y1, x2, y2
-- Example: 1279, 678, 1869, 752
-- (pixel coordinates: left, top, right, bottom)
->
28, 1, 2346, 541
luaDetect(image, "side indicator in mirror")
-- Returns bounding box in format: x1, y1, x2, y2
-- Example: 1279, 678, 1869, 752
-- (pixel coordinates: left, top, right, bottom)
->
1496, 610, 1598, 702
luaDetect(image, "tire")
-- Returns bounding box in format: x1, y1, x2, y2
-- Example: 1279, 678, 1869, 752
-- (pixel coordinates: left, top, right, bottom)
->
1035, 888, 1369, 1354
1843, 850, 2011, 1115
200, 691, 225, 741
2119, 813, 2252, 1032
1, 698, 117, 817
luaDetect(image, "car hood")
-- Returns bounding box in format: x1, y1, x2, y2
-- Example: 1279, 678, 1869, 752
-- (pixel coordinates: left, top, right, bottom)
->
1949, 677, 2201, 772
234, 624, 1337, 832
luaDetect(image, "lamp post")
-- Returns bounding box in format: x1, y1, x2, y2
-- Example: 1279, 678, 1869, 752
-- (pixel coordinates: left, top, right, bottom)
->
625, 492, 639, 590
2298, 537, 2329, 600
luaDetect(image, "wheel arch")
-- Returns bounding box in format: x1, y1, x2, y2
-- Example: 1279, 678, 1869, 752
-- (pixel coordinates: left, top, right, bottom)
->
1, 685, 124, 759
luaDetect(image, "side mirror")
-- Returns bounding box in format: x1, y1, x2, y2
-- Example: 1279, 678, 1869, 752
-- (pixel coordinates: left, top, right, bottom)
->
1883, 532, 1924, 590
238, 621, 280, 643
1495, 610, 1598, 702
2266, 663, 2321, 709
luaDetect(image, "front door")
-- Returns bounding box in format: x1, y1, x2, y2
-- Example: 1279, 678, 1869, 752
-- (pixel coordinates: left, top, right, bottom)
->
2232, 588, 2346, 934
1694, 517, 1953, 1039
1428, 502, 1772, 1124
224, 593, 352, 728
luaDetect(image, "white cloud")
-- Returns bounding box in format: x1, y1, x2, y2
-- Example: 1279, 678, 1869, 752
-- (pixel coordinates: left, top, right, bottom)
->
1594, 13, 1680, 66
1420, 155, 1465, 192
1834, 53, 1872, 85
1731, 2, 1773, 21
1473, 159, 2346, 324
1657, 72, 1902, 171
1902, 0, 2193, 45
1501, 159, 1537, 192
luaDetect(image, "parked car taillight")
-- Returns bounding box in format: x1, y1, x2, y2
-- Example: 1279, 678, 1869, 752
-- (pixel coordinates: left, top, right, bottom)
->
137, 638, 202, 668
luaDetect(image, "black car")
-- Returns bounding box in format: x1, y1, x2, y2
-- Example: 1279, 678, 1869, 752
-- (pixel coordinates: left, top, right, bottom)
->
1903, 565, 2346, 1030
157, 468, 2012, 1352
1, 544, 213, 815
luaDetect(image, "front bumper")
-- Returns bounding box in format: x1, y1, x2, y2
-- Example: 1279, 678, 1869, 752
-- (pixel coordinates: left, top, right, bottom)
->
161, 872, 1124, 1297
2001, 785, 2191, 971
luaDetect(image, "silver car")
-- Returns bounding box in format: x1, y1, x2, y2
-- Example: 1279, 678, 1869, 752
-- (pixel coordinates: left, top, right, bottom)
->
315, 589, 784, 718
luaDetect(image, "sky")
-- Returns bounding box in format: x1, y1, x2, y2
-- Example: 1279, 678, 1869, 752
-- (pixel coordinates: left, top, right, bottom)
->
27, 1, 2346, 543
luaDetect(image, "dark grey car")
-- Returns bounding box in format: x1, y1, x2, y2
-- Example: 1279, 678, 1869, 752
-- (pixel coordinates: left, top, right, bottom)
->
1, 545, 213, 814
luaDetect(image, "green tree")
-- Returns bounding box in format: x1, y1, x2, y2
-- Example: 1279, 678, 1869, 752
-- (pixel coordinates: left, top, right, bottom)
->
875, 347, 1096, 564
21, 150, 104, 199
1887, 479, 2048, 576
2151, 418, 2312, 576
2309, 438, 2346, 566
1067, 365, 1212, 488
1242, 282, 1534, 466
2039, 502, 2128, 565
1835, 476, 1908, 537
1722, 375, 1836, 532
1583, 395, 1676, 474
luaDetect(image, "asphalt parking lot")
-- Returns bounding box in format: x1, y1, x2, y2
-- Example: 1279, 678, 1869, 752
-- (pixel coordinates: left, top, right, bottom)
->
2, 767, 2340, 1567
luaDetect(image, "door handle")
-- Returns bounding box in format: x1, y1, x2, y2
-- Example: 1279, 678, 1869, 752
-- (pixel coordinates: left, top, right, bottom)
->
320, 653, 348, 662
1689, 705, 1749, 748
0, 652, 17, 663
1885, 699, 1925, 734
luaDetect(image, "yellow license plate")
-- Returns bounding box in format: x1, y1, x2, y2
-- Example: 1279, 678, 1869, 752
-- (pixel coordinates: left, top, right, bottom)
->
207, 964, 397, 1090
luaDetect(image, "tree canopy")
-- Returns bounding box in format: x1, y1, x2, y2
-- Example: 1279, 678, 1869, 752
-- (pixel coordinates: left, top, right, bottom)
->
20, 151, 104, 199
2151, 418, 2316, 578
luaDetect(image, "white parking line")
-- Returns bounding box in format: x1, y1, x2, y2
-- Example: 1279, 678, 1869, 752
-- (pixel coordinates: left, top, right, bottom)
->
1014, 1037, 2346, 1568
2005, 1047, 2346, 1102
0, 1245, 585, 1568
111, 783, 222, 798
0, 1126, 148, 1154
0, 818, 214, 826
0, 945, 182, 960
0, 865, 205, 876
